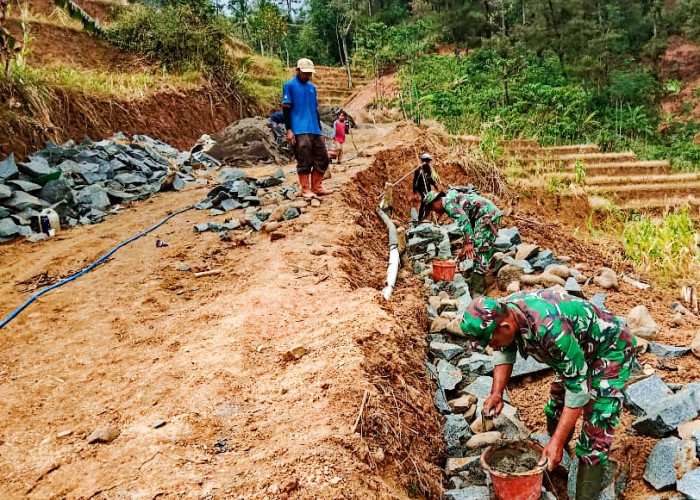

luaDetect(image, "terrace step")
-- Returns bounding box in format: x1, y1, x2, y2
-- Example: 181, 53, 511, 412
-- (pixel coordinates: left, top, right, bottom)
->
541, 144, 601, 155
584, 172, 700, 186
586, 180, 700, 201
619, 196, 700, 214
558, 152, 637, 164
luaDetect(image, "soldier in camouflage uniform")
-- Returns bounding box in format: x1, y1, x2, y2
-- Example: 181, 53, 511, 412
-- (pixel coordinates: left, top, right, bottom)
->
460, 290, 636, 500
423, 189, 501, 296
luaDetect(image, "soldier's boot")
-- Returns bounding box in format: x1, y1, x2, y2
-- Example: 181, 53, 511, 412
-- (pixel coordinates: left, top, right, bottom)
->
311, 169, 334, 196
298, 173, 316, 199
576, 463, 603, 500
546, 416, 576, 452
470, 272, 486, 297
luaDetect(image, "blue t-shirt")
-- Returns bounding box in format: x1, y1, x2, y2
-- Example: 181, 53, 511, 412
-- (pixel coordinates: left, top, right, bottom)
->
282, 76, 322, 136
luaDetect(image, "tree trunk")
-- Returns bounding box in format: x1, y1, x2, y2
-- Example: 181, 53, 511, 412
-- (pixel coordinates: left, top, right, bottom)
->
341, 35, 353, 89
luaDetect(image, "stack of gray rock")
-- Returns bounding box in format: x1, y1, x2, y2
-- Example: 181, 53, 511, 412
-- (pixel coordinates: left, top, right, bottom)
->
401, 211, 635, 499
625, 375, 700, 498
0, 134, 220, 242
425, 287, 558, 498
193, 168, 305, 237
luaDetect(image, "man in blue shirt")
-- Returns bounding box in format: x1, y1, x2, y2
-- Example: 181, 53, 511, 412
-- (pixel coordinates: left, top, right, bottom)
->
282, 58, 333, 198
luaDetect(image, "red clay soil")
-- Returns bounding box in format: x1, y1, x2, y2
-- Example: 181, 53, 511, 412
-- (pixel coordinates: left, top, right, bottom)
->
11, 0, 118, 22
1, 85, 254, 160
5, 20, 147, 72
0, 125, 444, 499
72, 0, 120, 24
660, 38, 700, 122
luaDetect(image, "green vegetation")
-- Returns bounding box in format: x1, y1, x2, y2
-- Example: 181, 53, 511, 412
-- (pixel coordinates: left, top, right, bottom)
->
108, 1, 231, 73
622, 209, 700, 284
231, 0, 698, 169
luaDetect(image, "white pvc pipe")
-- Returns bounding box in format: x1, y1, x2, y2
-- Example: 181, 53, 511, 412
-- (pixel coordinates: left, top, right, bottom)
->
376, 206, 400, 300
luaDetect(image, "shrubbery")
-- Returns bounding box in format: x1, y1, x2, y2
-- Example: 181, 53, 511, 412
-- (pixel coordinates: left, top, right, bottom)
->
107, 2, 232, 73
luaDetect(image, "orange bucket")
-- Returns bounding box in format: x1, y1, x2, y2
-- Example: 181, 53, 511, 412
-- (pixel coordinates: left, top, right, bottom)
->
432, 260, 456, 282
480, 440, 547, 500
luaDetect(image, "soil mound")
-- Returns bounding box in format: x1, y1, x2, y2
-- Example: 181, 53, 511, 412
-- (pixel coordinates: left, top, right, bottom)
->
209, 117, 291, 166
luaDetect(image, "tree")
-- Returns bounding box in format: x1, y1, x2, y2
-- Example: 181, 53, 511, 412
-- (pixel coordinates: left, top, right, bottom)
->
249, 0, 288, 56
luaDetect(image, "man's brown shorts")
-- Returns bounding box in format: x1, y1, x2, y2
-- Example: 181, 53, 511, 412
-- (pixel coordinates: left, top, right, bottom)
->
294, 133, 329, 175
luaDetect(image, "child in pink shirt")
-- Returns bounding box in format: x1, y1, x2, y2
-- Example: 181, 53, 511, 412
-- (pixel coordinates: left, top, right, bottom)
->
332, 112, 347, 164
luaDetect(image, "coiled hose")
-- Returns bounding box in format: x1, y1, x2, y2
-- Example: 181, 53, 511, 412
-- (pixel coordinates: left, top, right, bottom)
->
0, 205, 194, 330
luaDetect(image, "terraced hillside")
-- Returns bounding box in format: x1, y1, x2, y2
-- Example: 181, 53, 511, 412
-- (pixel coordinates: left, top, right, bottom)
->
312, 66, 369, 108
504, 141, 700, 218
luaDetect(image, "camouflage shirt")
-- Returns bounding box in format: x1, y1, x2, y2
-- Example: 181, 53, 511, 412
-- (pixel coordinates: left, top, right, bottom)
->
493, 290, 635, 408
443, 190, 501, 244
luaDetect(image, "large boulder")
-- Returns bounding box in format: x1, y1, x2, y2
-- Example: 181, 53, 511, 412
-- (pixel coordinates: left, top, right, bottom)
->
209, 117, 291, 166
0, 153, 19, 180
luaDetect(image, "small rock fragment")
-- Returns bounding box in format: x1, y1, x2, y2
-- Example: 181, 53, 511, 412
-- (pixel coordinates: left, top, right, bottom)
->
448, 394, 477, 414
465, 431, 501, 448
151, 420, 167, 429
692, 330, 700, 359
444, 486, 490, 500
627, 305, 659, 340
644, 437, 681, 490
506, 281, 520, 293
309, 245, 327, 256
678, 420, 700, 440
87, 425, 120, 444
429, 341, 464, 361
648, 342, 690, 358
678, 467, 700, 500
437, 359, 462, 391
593, 267, 619, 290
675, 439, 699, 480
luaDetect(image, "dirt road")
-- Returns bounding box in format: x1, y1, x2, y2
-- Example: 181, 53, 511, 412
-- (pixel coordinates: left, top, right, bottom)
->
0, 124, 444, 499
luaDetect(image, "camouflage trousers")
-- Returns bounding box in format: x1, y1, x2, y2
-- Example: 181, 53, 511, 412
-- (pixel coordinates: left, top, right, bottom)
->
472, 213, 501, 275
544, 338, 635, 466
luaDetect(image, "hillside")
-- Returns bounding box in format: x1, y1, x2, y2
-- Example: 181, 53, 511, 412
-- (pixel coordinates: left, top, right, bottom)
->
1, 0, 283, 159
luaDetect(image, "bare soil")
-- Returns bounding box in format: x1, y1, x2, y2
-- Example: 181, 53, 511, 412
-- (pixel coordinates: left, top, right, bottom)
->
1, 85, 253, 160
660, 38, 700, 122
0, 124, 445, 499
4, 20, 146, 72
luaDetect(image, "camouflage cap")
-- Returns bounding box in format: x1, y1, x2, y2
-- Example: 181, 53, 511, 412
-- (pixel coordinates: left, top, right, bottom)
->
460, 296, 504, 346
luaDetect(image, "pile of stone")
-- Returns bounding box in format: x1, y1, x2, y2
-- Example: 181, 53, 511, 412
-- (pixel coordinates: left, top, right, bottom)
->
400, 207, 637, 498
193, 168, 306, 237
624, 375, 700, 497
425, 286, 560, 497
209, 117, 292, 166
0, 134, 220, 242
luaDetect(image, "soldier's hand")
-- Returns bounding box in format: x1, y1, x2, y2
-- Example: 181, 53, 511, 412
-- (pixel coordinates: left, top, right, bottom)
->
286, 130, 296, 146
539, 440, 563, 472
458, 243, 475, 261
483, 394, 504, 418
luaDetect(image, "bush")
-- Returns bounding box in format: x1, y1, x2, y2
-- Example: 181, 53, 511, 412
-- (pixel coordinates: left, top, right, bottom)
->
107, 3, 232, 73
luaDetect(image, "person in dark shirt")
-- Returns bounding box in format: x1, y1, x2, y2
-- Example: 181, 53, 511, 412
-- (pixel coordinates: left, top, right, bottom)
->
412, 153, 437, 220
268, 111, 285, 143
